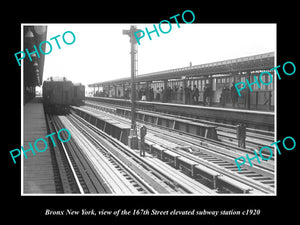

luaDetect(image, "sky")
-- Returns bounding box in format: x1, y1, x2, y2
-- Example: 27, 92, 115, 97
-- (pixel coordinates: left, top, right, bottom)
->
42, 23, 276, 87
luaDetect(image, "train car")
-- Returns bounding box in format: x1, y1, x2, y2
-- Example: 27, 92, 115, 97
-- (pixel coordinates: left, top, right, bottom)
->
42, 77, 74, 114
72, 83, 85, 106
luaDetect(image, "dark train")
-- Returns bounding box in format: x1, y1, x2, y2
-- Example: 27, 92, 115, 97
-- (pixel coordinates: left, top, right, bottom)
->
42, 77, 85, 114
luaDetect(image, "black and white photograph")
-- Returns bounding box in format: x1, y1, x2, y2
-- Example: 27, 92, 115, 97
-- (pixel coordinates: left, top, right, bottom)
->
21, 23, 276, 196
4, 5, 298, 224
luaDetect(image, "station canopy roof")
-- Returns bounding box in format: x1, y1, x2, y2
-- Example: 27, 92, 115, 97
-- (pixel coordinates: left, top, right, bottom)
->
24, 26, 47, 87
88, 52, 275, 87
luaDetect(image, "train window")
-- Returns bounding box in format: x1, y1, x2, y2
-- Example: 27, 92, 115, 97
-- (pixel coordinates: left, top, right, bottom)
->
56, 85, 62, 93
74, 86, 78, 97
63, 91, 69, 101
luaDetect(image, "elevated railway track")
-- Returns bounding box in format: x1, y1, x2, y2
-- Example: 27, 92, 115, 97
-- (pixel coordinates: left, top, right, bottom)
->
85, 99, 274, 149
70, 105, 275, 194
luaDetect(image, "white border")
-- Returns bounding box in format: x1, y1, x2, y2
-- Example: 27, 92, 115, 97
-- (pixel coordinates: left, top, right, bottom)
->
21, 23, 24, 195
274, 23, 277, 196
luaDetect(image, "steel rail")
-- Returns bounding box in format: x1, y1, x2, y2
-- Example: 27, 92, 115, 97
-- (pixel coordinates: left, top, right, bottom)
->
56, 115, 112, 194
65, 114, 161, 194
76, 106, 275, 194
85, 100, 274, 148
45, 114, 85, 193
84, 104, 274, 164
69, 111, 215, 194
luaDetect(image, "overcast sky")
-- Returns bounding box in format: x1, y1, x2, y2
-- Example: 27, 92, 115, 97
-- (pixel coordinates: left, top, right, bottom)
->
41, 23, 276, 86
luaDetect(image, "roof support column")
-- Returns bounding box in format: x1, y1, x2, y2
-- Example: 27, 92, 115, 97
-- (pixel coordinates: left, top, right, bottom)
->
114, 85, 117, 97
183, 78, 188, 104
246, 70, 251, 110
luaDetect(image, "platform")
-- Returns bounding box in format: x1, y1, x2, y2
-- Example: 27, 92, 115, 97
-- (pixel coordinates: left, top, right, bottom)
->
23, 99, 56, 194
86, 96, 274, 131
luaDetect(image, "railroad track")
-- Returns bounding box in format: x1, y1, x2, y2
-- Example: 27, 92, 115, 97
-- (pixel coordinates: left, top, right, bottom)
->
146, 129, 274, 193
66, 111, 217, 194
85, 100, 274, 149
48, 113, 159, 194
45, 114, 95, 193
60, 114, 158, 194
77, 105, 275, 194
83, 104, 274, 163
134, 122, 274, 194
